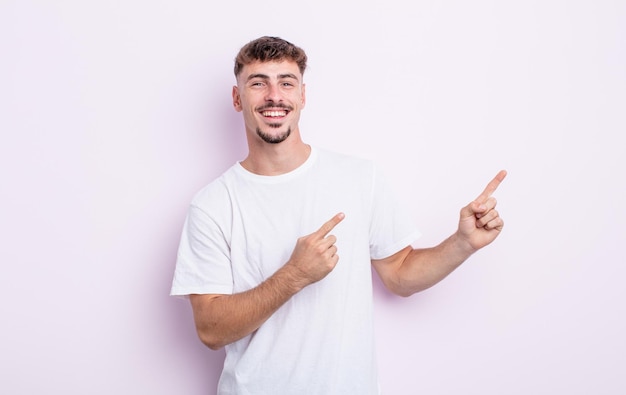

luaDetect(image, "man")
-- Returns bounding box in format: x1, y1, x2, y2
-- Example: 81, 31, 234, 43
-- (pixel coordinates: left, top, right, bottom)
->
171, 36, 506, 394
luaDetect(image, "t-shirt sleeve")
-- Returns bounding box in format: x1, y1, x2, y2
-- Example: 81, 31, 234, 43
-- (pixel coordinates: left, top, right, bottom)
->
170, 205, 234, 297
369, 165, 421, 260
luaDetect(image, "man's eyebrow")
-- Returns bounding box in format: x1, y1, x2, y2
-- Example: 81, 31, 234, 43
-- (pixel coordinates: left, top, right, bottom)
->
278, 73, 299, 80
246, 73, 269, 82
246, 73, 299, 82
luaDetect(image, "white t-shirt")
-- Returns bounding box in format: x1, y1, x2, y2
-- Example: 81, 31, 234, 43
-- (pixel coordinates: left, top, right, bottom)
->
171, 147, 421, 394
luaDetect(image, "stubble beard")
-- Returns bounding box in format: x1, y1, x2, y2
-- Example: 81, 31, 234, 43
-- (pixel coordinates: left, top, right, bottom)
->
256, 125, 291, 144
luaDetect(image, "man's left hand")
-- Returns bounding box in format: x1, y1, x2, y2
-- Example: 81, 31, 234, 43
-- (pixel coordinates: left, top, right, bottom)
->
457, 170, 507, 252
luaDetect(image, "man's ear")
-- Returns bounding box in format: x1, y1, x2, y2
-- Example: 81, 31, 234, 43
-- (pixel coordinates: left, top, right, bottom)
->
301, 83, 306, 108
232, 86, 242, 112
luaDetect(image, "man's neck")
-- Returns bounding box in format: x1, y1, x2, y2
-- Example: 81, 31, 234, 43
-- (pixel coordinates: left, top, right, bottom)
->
241, 138, 311, 176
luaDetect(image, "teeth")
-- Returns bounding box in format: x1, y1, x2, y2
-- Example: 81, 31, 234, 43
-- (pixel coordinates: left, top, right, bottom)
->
262, 110, 287, 117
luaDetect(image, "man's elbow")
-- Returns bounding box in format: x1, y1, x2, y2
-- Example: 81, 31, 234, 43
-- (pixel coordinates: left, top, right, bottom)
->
388, 283, 420, 298
384, 277, 432, 297
378, 276, 411, 297
394, 287, 417, 298
196, 328, 228, 350
190, 294, 231, 350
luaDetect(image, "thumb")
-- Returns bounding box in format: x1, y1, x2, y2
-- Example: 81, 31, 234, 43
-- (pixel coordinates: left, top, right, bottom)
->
461, 201, 485, 219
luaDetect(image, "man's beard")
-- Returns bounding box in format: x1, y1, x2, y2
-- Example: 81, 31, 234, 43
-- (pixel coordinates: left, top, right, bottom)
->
256, 126, 291, 144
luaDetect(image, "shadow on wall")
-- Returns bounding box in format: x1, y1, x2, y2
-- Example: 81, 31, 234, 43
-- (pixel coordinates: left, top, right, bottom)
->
155, 204, 224, 394
209, 77, 248, 169
217, 89, 247, 164
159, 81, 247, 394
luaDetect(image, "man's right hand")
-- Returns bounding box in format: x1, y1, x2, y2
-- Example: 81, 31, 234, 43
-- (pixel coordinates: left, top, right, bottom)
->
286, 213, 345, 287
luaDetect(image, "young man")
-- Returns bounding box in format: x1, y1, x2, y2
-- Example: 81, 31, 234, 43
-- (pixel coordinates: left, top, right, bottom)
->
171, 36, 506, 394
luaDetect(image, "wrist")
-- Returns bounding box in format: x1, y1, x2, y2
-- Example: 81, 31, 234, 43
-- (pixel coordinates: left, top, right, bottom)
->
275, 262, 309, 294
450, 231, 477, 259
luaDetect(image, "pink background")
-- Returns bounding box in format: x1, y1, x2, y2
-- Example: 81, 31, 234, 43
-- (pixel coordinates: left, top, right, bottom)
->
2, 1, 625, 394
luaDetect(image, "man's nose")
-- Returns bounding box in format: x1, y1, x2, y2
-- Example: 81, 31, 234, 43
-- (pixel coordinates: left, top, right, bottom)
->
265, 83, 282, 102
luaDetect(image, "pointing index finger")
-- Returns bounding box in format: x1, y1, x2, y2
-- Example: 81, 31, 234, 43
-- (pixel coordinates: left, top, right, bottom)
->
476, 170, 507, 202
316, 212, 345, 238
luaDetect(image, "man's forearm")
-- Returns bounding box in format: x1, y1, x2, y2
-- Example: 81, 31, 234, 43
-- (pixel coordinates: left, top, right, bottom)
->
396, 233, 475, 296
392, 172, 506, 296
190, 265, 304, 350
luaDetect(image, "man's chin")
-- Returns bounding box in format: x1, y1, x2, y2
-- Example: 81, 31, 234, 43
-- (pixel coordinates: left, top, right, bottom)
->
257, 127, 291, 144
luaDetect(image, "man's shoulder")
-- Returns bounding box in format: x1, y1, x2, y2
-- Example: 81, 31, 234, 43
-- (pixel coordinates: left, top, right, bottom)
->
315, 147, 376, 175
316, 146, 373, 165
189, 165, 239, 208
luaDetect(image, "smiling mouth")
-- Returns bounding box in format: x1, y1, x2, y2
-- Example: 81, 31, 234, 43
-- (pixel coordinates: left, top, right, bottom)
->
258, 103, 292, 119
261, 110, 288, 118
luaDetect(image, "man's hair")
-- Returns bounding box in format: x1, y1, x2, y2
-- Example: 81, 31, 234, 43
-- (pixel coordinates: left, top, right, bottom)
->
234, 36, 307, 77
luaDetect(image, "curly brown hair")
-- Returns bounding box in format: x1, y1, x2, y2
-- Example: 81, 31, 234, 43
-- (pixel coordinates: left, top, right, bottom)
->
234, 36, 308, 77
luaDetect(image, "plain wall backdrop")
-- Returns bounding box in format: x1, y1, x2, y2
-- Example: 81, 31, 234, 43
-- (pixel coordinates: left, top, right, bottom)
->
1, 0, 625, 394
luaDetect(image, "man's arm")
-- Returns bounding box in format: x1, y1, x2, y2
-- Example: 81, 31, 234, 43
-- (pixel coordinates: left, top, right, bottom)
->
372, 170, 507, 297
190, 213, 345, 350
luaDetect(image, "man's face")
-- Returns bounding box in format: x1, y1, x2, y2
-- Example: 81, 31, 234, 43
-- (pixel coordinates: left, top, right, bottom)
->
233, 60, 306, 144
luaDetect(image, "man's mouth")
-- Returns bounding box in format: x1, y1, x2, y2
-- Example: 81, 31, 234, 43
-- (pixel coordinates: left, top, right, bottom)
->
261, 110, 288, 118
